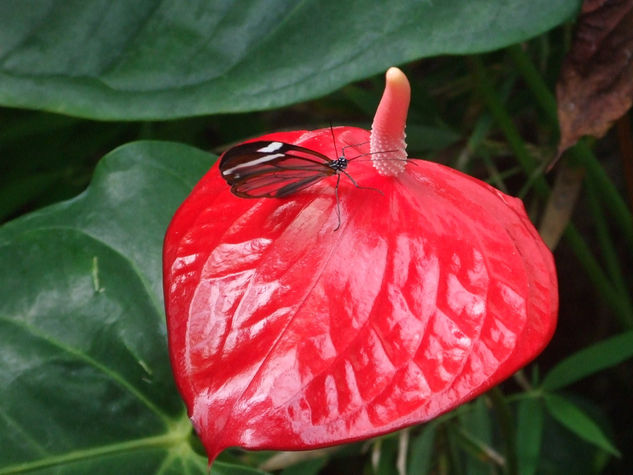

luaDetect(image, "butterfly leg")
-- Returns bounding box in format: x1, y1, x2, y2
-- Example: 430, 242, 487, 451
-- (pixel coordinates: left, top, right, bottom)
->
333, 174, 342, 231
342, 171, 384, 196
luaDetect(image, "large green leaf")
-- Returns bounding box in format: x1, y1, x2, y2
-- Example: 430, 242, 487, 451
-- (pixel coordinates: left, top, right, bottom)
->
0, 141, 263, 473
0, 0, 580, 120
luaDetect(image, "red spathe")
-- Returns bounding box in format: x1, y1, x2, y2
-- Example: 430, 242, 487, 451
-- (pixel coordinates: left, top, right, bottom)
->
163, 126, 557, 462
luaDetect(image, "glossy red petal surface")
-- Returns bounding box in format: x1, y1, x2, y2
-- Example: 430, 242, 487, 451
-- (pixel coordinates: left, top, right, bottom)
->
163, 127, 557, 461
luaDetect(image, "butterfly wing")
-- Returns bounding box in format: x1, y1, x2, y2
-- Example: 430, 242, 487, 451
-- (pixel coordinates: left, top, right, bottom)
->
219, 141, 336, 198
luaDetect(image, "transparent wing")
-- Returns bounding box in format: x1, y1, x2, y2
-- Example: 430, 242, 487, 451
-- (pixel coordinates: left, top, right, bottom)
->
219, 141, 336, 198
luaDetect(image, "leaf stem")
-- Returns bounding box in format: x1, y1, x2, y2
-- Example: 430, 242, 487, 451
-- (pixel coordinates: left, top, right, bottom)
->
0, 425, 192, 474
456, 426, 506, 468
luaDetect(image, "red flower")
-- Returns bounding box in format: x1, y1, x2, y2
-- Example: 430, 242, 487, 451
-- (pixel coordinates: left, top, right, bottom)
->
163, 68, 557, 464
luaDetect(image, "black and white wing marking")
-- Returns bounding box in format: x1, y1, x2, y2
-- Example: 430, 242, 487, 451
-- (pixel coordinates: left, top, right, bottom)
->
219, 141, 339, 198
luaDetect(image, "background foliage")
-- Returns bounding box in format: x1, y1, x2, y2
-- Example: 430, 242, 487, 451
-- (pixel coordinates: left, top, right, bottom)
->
2, 0, 633, 474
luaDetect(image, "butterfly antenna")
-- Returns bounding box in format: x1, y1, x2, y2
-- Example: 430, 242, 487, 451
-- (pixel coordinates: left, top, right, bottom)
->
340, 141, 369, 158
329, 122, 340, 159
346, 148, 401, 161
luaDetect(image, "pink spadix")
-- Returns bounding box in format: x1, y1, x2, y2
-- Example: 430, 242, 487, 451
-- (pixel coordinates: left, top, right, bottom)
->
371, 67, 410, 176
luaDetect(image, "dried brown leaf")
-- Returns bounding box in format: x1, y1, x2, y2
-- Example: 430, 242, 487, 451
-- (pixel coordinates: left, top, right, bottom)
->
557, 0, 633, 153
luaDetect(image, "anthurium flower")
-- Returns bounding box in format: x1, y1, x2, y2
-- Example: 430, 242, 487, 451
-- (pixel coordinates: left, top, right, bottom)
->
163, 68, 557, 464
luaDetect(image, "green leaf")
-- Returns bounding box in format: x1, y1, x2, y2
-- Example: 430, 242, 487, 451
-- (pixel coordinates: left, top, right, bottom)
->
405, 125, 461, 154
376, 437, 399, 475
0, 0, 580, 120
0, 109, 131, 221
280, 457, 328, 475
542, 331, 633, 391
516, 397, 544, 475
457, 398, 494, 474
544, 394, 620, 457
408, 423, 437, 475
0, 141, 266, 473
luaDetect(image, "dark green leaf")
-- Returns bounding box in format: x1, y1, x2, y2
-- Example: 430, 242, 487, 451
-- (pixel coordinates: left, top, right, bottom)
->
0, 109, 131, 221
458, 397, 491, 444
280, 457, 328, 475
516, 397, 544, 475
0, 141, 264, 473
542, 331, 633, 391
0, 0, 580, 120
0, 171, 63, 221
452, 398, 496, 474
544, 394, 620, 457
375, 437, 399, 475
406, 125, 461, 154
408, 423, 437, 475
538, 400, 610, 475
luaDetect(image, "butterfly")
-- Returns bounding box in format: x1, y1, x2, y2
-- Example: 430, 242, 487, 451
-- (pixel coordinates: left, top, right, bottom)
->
219, 132, 389, 229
